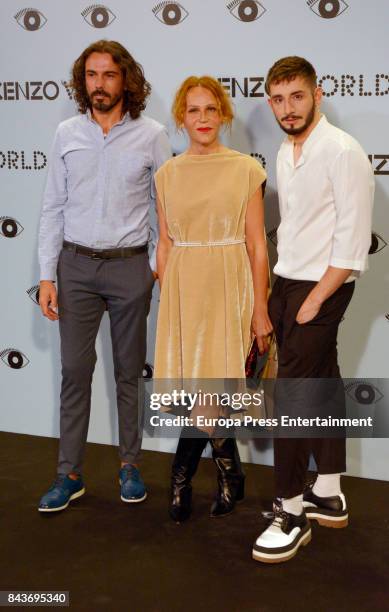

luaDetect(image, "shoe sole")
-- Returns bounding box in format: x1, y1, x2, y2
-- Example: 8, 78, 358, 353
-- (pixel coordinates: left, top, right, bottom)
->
38, 487, 85, 513
252, 528, 311, 564
305, 511, 348, 528
121, 491, 147, 504
210, 509, 233, 519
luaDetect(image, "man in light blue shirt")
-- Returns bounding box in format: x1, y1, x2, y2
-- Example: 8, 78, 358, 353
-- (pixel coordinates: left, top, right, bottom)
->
38, 40, 171, 512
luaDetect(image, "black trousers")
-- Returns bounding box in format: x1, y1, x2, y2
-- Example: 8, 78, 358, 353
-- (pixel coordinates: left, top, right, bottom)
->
56, 247, 154, 475
268, 276, 355, 498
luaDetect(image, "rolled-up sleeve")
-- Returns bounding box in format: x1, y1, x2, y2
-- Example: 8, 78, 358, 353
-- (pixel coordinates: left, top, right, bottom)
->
38, 127, 67, 280
329, 148, 374, 274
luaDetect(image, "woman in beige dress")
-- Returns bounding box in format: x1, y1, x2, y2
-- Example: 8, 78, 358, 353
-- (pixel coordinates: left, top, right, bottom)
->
154, 76, 272, 522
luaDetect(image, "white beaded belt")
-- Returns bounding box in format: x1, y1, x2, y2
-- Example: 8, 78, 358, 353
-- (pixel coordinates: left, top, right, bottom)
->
173, 239, 245, 247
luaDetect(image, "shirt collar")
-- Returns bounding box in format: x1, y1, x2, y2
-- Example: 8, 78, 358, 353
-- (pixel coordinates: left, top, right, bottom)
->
85, 108, 131, 127
282, 114, 329, 167
300, 114, 328, 156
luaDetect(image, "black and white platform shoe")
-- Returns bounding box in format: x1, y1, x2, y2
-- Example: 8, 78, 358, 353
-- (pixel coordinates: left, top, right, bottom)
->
303, 482, 348, 528
252, 499, 311, 564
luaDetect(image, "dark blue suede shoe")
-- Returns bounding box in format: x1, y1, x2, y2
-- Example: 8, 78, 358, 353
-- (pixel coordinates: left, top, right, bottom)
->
38, 474, 85, 513
119, 464, 147, 503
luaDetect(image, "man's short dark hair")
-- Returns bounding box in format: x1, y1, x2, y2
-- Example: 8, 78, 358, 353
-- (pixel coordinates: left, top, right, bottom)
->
70, 39, 151, 119
265, 56, 317, 95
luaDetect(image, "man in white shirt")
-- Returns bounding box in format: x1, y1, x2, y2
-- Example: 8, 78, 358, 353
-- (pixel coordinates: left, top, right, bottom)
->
252, 56, 374, 563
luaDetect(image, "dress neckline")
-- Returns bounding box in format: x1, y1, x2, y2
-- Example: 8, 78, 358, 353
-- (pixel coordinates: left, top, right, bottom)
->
177, 149, 241, 160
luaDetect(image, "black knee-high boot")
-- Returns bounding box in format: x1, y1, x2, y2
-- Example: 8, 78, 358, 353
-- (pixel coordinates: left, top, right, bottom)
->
169, 430, 209, 523
210, 437, 245, 518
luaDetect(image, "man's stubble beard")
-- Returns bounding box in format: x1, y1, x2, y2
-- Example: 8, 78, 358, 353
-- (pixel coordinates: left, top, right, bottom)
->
89, 91, 124, 113
277, 100, 316, 136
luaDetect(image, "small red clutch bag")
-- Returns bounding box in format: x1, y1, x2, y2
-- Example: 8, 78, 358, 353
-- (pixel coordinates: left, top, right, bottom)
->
245, 338, 260, 378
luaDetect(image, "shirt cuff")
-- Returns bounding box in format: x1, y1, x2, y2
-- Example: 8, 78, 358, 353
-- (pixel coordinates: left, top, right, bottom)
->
40, 263, 57, 281
329, 257, 367, 271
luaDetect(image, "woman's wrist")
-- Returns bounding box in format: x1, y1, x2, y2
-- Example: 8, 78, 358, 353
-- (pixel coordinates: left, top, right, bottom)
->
252, 301, 269, 315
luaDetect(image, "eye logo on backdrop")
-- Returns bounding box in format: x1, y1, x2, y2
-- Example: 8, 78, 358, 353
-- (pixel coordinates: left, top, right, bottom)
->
369, 232, 387, 255
307, 0, 349, 19
27, 285, 40, 305
0, 217, 24, 238
0, 348, 30, 370
143, 363, 154, 379
152, 2, 189, 25
227, 0, 266, 22
14, 8, 47, 31
345, 381, 384, 406
81, 5, 116, 28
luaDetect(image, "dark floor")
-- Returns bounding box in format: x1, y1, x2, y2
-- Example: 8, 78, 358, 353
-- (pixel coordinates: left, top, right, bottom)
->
0, 432, 388, 612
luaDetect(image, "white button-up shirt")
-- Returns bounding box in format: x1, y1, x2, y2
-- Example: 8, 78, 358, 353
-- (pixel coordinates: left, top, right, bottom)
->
274, 115, 374, 282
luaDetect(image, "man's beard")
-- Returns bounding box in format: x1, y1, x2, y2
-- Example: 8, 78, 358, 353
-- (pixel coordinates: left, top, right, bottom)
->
89, 90, 123, 112
277, 101, 316, 136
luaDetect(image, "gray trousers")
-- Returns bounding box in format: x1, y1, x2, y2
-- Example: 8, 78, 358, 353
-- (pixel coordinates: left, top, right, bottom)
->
56, 246, 154, 475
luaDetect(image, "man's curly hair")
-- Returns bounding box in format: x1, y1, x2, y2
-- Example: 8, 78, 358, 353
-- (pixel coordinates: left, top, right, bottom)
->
70, 40, 151, 119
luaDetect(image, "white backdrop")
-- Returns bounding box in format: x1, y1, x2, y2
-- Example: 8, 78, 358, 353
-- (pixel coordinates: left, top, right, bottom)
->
1, 0, 388, 479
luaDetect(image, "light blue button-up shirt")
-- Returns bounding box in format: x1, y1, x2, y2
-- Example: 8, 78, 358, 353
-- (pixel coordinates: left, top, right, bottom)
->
38, 111, 171, 279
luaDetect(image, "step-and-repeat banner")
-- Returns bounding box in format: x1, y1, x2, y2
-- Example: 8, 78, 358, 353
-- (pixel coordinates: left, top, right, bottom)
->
1, 0, 388, 479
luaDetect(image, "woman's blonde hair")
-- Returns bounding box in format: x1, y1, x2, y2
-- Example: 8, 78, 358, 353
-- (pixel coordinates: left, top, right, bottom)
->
172, 75, 234, 128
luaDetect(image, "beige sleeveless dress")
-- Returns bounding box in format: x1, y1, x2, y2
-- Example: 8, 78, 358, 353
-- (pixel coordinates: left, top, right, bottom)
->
153, 150, 266, 380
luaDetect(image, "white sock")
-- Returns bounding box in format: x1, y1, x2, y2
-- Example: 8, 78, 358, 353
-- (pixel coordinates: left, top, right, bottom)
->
313, 473, 341, 498
282, 494, 303, 516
